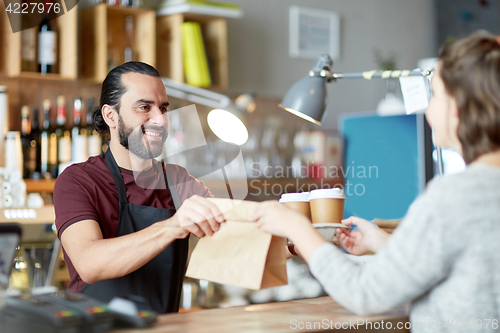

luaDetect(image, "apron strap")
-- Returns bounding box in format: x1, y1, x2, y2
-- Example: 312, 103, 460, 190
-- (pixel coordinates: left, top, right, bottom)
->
104, 149, 128, 204
104, 149, 182, 210
161, 163, 182, 210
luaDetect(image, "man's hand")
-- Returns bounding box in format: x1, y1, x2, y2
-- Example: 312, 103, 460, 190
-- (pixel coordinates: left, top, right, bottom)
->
337, 217, 390, 255
170, 195, 225, 238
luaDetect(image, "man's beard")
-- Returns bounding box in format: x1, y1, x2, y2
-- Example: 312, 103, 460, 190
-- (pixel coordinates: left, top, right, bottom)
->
118, 115, 167, 159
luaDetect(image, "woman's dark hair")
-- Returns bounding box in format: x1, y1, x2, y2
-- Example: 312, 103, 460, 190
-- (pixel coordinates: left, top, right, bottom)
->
92, 61, 160, 134
439, 30, 500, 163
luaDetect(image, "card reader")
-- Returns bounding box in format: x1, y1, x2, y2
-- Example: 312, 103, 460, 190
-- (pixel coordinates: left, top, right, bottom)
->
1, 294, 82, 333
108, 295, 157, 328
38, 291, 114, 333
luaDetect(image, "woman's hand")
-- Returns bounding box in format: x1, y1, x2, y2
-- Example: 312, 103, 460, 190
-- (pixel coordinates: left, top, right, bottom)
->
337, 216, 390, 255
252, 201, 326, 263
251, 201, 311, 239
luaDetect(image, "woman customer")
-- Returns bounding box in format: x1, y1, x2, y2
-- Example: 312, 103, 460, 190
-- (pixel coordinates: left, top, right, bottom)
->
252, 30, 500, 332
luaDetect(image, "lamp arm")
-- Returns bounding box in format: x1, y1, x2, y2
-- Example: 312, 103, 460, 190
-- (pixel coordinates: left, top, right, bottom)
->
310, 68, 433, 81
162, 77, 231, 109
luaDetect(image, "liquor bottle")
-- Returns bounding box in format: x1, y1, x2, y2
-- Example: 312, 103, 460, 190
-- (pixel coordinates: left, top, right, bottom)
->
124, 16, 135, 63
40, 100, 51, 178
71, 97, 88, 163
21, 0, 37, 72
38, 2, 57, 74
31, 107, 42, 179
107, 30, 120, 72
86, 98, 103, 156
21, 28, 37, 72
85, 97, 94, 133
21, 106, 33, 178
56, 96, 71, 175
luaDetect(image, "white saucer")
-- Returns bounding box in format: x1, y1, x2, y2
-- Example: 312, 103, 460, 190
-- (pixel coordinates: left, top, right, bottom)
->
313, 223, 350, 242
287, 223, 350, 245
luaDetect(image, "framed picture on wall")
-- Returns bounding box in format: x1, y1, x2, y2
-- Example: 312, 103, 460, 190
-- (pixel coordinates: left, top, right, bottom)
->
289, 5, 340, 60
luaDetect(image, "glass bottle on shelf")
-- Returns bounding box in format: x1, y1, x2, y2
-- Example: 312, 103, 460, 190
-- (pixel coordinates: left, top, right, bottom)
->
21, 106, 35, 179
31, 107, 42, 179
131, 0, 142, 8
291, 131, 308, 178
40, 100, 51, 178
260, 125, 281, 178
107, 30, 120, 72
56, 95, 71, 175
21, 26, 37, 72
72, 97, 88, 163
38, 1, 57, 74
85, 97, 94, 133
21, 0, 37, 72
87, 98, 103, 157
124, 16, 136, 63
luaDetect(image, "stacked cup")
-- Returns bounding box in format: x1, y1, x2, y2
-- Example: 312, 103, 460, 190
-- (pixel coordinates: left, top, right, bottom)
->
278, 192, 311, 220
309, 188, 346, 224
279, 188, 346, 244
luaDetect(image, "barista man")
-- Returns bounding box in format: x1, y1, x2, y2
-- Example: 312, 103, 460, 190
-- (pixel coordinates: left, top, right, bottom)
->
53, 62, 225, 313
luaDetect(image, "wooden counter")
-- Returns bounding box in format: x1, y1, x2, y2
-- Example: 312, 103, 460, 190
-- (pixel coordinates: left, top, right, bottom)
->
113, 297, 409, 332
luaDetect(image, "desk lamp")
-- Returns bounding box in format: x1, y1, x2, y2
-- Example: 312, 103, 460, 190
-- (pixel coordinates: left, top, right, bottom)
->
162, 77, 249, 145
279, 54, 443, 176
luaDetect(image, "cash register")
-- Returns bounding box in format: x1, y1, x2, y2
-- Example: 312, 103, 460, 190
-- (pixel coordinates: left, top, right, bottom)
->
0, 224, 157, 333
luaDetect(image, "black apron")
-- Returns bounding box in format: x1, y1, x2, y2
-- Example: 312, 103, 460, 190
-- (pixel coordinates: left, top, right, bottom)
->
81, 150, 188, 313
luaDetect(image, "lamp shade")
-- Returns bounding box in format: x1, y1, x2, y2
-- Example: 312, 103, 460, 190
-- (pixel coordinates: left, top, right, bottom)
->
279, 75, 327, 126
207, 109, 248, 145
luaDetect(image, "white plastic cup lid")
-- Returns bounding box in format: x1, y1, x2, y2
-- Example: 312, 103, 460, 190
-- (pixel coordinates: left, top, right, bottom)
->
279, 192, 310, 203
309, 188, 346, 200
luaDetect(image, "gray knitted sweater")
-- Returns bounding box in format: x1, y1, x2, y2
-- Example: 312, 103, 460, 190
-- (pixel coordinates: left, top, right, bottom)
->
309, 163, 500, 332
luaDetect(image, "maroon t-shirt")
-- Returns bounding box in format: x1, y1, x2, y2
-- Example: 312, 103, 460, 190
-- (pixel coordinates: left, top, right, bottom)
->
54, 155, 213, 292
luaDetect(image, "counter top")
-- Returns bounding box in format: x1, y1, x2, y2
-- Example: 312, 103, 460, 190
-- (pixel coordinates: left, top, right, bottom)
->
113, 297, 409, 332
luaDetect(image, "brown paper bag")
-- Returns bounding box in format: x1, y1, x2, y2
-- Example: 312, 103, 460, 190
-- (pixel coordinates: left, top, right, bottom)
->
185, 198, 288, 290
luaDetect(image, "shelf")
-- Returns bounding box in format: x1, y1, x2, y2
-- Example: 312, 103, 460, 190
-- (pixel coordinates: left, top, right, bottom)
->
80, 4, 156, 82
0, 205, 55, 224
24, 177, 343, 197
156, 3, 243, 18
14, 72, 76, 81
25, 179, 56, 193
156, 12, 228, 90
106, 5, 154, 15
0, 4, 78, 80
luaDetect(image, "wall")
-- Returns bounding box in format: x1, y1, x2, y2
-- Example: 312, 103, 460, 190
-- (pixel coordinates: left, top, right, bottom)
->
224, 0, 436, 129
437, 0, 500, 46
81, 0, 437, 129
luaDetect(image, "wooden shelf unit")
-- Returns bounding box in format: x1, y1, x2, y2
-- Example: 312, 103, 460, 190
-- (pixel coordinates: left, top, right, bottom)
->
25, 177, 343, 197
0, 3, 78, 80
25, 179, 57, 193
156, 12, 228, 90
80, 4, 156, 82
